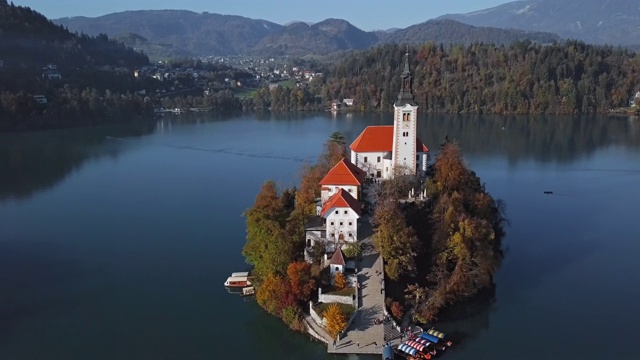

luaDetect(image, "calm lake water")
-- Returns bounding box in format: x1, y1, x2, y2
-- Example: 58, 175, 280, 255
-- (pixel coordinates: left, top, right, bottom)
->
1, 112, 639, 360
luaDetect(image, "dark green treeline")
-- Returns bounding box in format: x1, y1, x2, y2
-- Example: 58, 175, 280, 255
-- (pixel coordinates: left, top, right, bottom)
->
319, 41, 640, 114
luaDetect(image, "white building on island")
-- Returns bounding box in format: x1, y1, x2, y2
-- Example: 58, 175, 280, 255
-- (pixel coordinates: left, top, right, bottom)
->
350, 50, 429, 180
319, 158, 366, 204
305, 188, 361, 256
321, 188, 360, 243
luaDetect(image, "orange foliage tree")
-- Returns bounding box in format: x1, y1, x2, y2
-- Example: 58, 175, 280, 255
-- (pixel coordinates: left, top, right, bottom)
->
256, 273, 296, 316
333, 272, 348, 290
287, 261, 317, 302
295, 164, 326, 215
295, 132, 347, 216
390, 301, 404, 321
324, 303, 347, 338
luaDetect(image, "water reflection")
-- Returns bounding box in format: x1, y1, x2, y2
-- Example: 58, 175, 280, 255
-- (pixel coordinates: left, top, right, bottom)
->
1, 114, 638, 201
419, 114, 640, 164
0, 122, 155, 201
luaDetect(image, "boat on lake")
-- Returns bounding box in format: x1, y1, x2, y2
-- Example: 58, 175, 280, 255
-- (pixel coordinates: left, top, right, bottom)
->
224, 272, 252, 288
420, 329, 453, 347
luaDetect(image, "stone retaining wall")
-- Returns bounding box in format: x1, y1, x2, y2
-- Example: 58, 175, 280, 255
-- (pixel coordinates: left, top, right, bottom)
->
318, 287, 357, 307
309, 301, 326, 326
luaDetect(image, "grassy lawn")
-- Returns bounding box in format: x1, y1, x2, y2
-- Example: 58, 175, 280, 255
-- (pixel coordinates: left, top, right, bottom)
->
234, 87, 257, 99
276, 79, 295, 89
314, 302, 355, 318
326, 287, 355, 297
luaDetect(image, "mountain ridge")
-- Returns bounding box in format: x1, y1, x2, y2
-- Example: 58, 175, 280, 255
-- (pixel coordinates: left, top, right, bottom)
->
437, 0, 640, 46
54, 9, 561, 58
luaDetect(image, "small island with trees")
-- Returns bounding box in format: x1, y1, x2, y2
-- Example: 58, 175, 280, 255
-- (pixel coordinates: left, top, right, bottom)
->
240, 51, 507, 356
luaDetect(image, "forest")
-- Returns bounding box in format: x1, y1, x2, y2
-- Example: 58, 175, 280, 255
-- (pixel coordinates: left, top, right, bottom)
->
361, 138, 505, 322
0, 0, 153, 130
317, 41, 640, 114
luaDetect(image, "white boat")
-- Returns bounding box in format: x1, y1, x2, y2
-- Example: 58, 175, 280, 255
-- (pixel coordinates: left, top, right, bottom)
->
224, 272, 252, 288
242, 286, 255, 296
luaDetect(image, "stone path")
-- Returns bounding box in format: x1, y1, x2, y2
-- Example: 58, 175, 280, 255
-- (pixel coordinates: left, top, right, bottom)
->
302, 313, 333, 344
327, 253, 385, 355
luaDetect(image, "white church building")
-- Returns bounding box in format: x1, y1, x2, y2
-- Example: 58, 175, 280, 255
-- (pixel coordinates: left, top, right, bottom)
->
350, 50, 429, 180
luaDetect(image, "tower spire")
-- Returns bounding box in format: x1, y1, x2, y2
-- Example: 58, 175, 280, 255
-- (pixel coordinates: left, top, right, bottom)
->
396, 46, 416, 106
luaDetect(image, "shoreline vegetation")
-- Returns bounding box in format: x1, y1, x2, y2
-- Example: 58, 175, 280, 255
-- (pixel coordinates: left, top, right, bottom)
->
3, 0, 640, 133
241, 132, 506, 340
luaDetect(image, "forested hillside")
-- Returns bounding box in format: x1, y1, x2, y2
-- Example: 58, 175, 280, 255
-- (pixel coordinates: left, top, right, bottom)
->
381, 19, 559, 47
319, 41, 640, 114
0, 0, 152, 131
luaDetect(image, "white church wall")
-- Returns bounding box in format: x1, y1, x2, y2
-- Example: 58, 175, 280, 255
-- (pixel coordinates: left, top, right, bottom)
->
352, 151, 386, 178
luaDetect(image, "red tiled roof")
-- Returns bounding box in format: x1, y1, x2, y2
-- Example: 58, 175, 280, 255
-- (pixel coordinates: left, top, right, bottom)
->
417, 138, 429, 153
321, 189, 361, 217
319, 158, 367, 186
330, 247, 346, 266
350, 125, 394, 152
350, 125, 429, 153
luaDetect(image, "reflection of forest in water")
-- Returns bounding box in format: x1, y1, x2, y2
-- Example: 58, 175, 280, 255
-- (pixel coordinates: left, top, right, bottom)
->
1, 114, 639, 200
0, 122, 155, 200
418, 114, 640, 164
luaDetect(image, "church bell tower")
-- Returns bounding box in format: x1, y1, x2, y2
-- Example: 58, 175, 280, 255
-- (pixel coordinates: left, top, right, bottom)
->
391, 48, 418, 176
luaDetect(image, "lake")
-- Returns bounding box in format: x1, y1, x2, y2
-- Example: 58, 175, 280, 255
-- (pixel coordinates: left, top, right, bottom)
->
0, 112, 639, 360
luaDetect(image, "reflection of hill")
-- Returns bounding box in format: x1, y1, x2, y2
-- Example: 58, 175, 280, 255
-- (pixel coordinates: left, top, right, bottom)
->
418, 115, 640, 164
0, 122, 155, 200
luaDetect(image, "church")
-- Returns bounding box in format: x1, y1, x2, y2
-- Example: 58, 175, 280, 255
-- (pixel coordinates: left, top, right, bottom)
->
350, 50, 429, 180
303, 50, 430, 262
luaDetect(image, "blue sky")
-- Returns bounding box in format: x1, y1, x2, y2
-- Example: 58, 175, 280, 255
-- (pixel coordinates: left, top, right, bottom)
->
12, 0, 510, 30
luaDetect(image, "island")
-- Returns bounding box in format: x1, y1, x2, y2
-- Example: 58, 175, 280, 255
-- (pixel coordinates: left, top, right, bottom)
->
240, 50, 506, 357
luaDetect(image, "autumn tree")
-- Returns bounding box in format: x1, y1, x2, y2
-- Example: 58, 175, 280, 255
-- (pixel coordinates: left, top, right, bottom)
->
414, 141, 506, 321
390, 301, 404, 321
295, 132, 348, 216
318, 131, 348, 172
295, 163, 325, 215
281, 305, 305, 332
376, 164, 420, 201
243, 180, 298, 279
342, 242, 362, 258
324, 303, 347, 338
372, 199, 419, 280
333, 271, 348, 290
256, 273, 296, 316
287, 261, 316, 302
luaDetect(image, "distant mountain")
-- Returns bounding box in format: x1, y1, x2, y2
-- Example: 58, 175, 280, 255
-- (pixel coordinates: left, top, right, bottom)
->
55, 10, 283, 56
283, 21, 314, 26
54, 9, 564, 58
112, 32, 193, 60
254, 19, 379, 56
438, 0, 640, 46
382, 19, 560, 46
